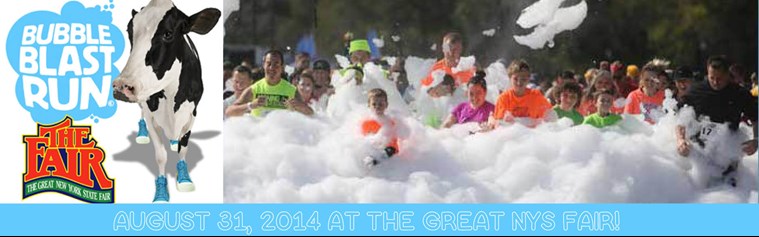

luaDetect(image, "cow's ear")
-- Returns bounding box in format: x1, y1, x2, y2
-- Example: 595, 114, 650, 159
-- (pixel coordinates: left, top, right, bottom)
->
132, 9, 138, 17
185, 8, 220, 35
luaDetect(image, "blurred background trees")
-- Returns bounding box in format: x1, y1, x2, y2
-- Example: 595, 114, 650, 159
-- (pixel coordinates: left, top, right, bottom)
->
224, 0, 757, 76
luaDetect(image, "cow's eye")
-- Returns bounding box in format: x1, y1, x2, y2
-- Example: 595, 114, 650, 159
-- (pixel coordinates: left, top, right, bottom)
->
162, 31, 174, 41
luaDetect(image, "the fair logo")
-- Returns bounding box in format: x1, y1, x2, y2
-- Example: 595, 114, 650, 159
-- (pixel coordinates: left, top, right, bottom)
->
23, 116, 115, 203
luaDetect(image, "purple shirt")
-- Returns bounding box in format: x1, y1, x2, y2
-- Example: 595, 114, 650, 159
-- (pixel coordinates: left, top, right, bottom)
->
451, 101, 495, 124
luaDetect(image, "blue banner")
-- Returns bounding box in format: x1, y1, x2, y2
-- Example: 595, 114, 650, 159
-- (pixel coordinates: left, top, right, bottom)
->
0, 204, 756, 236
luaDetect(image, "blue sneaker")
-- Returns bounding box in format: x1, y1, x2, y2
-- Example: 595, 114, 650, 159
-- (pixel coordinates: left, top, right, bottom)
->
169, 140, 179, 152
136, 119, 150, 144
153, 175, 169, 203
176, 160, 195, 192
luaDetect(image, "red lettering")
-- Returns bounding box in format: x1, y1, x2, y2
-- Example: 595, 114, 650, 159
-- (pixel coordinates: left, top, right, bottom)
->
74, 128, 92, 147
23, 116, 114, 190
23, 137, 48, 182
65, 149, 90, 186
38, 117, 71, 148
40, 147, 67, 178
80, 148, 112, 189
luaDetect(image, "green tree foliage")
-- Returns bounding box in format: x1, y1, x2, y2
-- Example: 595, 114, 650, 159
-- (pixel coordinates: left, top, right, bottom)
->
225, 0, 757, 75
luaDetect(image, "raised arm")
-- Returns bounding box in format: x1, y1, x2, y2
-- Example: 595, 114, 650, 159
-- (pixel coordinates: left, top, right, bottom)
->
225, 87, 254, 118
675, 125, 690, 157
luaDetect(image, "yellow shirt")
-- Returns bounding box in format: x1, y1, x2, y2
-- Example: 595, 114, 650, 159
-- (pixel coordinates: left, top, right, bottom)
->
249, 78, 296, 117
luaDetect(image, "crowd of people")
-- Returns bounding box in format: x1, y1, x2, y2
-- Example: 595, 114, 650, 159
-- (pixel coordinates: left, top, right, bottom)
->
220, 32, 758, 187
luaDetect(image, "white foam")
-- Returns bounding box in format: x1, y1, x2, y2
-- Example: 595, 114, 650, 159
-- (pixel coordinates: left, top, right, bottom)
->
284, 65, 294, 76
482, 28, 496, 37
385, 57, 397, 68
335, 54, 351, 69
373, 38, 384, 48
404, 56, 437, 92
326, 62, 409, 119
225, 58, 757, 203
514, 0, 588, 49
452, 56, 476, 74
484, 61, 510, 103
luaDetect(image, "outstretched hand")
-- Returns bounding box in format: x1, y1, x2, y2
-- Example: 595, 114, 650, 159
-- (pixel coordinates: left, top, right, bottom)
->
677, 139, 691, 157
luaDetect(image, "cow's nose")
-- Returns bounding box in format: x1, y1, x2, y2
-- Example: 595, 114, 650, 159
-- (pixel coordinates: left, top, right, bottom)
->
112, 79, 136, 103
113, 80, 134, 94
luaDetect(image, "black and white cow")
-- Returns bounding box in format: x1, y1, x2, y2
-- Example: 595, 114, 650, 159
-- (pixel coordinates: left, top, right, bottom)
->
112, 0, 220, 202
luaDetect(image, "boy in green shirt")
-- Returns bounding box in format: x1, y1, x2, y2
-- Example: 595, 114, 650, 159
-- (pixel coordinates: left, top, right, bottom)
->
552, 82, 583, 125
583, 90, 622, 128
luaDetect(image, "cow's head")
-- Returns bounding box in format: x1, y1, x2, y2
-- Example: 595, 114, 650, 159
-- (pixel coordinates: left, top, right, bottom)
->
113, 0, 220, 102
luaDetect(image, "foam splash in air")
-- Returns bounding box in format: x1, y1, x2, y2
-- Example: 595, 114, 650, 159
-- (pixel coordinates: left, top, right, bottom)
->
482, 28, 496, 37
373, 38, 384, 48
404, 56, 437, 91
513, 0, 588, 49
453, 56, 476, 74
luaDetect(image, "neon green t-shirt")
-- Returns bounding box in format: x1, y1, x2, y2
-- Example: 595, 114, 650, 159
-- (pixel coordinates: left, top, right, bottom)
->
553, 106, 583, 125
582, 113, 622, 128
249, 78, 296, 117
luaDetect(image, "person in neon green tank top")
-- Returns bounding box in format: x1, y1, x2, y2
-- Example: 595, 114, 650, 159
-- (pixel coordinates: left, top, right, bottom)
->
583, 90, 622, 128
226, 50, 296, 117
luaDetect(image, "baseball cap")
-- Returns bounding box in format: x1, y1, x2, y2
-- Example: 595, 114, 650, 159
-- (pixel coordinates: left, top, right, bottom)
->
674, 66, 693, 80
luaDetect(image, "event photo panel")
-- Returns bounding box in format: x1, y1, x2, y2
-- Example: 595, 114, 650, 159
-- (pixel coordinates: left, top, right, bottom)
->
1, 0, 225, 203
221, 0, 758, 203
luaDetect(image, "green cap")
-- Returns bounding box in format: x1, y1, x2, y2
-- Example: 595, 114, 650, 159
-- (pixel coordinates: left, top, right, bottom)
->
349, 39, 371, 54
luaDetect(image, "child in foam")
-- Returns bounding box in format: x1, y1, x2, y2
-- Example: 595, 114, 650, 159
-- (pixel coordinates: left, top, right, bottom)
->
486, 59, 552, 129
360, 88, 408, 168
624, 64, 665, 124
442, 71, 494, 129
547, 81, 584, 126
583, 90, 622, 128
420, 72, 461, 128
578, 70, 624, 116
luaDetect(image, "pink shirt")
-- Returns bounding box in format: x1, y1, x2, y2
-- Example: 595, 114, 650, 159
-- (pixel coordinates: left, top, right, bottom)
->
451, 101, 495, 124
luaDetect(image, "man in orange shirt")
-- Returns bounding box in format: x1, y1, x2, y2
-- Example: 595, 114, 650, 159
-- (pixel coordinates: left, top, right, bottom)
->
486, 59, 552, 129
421, 32, 476, 88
